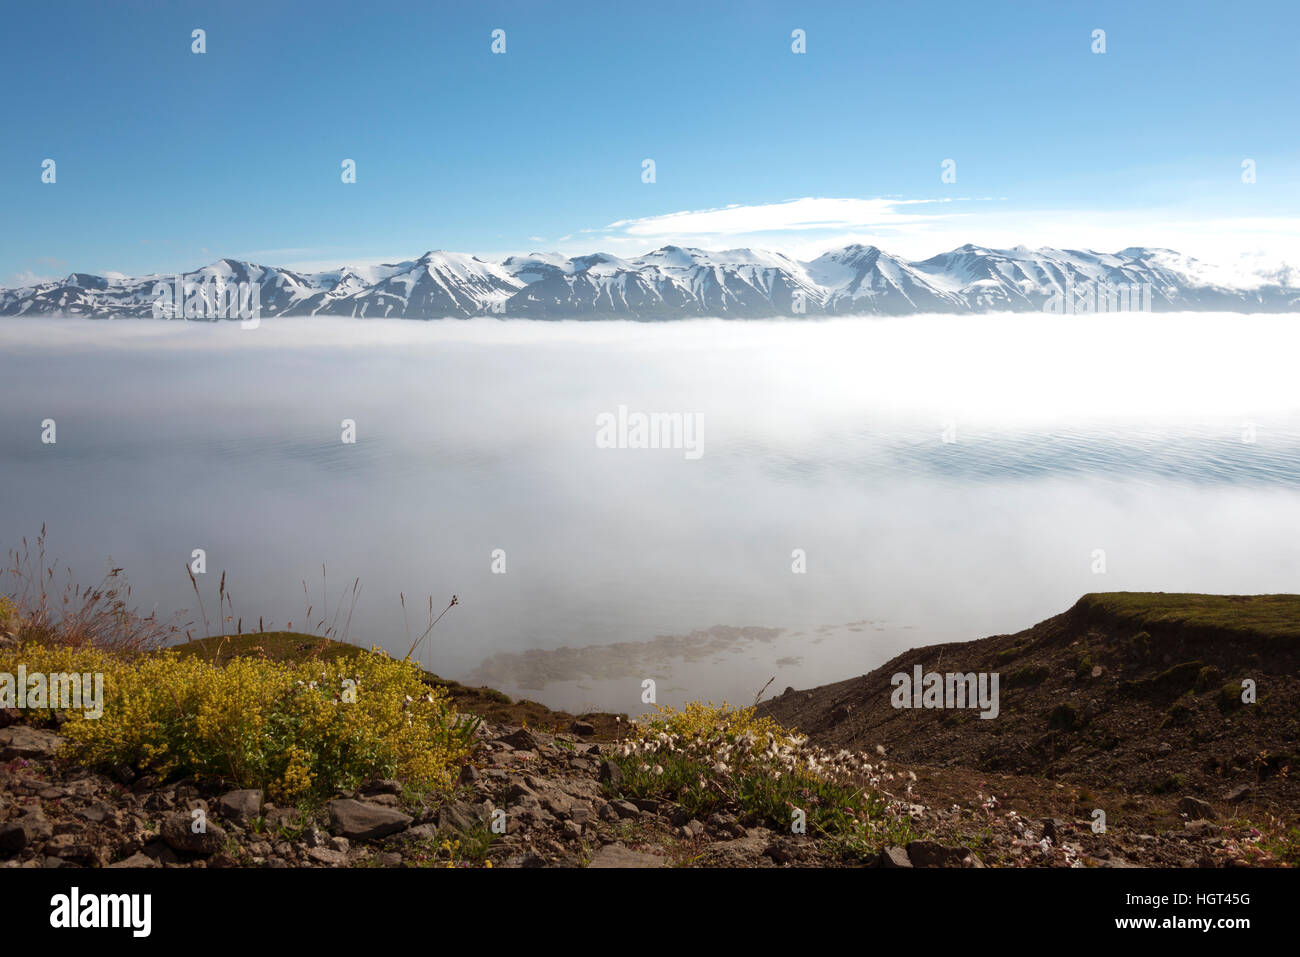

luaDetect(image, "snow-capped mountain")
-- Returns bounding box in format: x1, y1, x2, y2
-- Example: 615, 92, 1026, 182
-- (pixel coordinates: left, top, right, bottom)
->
3, 244, 1298, 319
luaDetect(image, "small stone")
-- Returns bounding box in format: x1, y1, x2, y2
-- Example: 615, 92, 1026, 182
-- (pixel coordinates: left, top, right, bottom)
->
498, 728, 540, 751
327, 799, 412, 840
216, 789, 264, 825
307, 847, 348, 866
879, 845, 913, 868
140, 841, 180, 865
436, 800, 489, 834
160, 811, 226, 855
0, 809, 52, 853
1178, 796, 1216, 821
570, 720, 596, 736
611, 800, 639, 820
905, 840, 969, 867
588, 844, 664, 868
598, 760, 624, 790
0, 726, 65, 760
108, 852, 159, 868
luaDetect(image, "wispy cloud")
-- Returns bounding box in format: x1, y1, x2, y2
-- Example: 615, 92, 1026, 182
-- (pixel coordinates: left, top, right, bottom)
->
574, 196, 1300, 270
599, 196, 961, 238
10, 268, 60, 287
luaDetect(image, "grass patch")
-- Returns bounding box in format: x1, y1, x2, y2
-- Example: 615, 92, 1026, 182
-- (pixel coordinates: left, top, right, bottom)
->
1079, 593, 1300, 641
1008, 664, 1050, 688
1121, 660, 1204, 700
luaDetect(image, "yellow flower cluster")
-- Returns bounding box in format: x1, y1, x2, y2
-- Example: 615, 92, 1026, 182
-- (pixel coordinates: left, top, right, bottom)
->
0, 640, 473, 804
635, 701, 791, 746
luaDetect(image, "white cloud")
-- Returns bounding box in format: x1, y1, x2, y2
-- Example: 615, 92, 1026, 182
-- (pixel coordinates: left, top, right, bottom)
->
574, 196, 1300, 273
600, 196, 955, 238
11, 269, 59, 286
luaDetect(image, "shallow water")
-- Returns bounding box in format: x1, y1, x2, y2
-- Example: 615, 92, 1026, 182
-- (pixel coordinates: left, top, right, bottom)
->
2, 314, 1298, 712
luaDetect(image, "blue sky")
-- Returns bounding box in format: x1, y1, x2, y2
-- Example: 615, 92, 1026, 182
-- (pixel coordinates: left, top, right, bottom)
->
2, 0, 1297, 284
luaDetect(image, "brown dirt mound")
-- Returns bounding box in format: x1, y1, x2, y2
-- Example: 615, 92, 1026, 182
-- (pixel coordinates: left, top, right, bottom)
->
757, 593, 1300, 817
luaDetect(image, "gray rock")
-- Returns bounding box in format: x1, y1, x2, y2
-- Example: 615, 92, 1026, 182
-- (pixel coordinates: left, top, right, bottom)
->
216, 789, 263, 824
263, 806, 302, 831
436, 800, 489, 834
611, 800, 640, 820
327, 799, 413, 840
1178, 796, 1216, 821
0, 809, 52, 853
698, 832, 769, 867
598, 760, 624, 790
307, 847, 348, 866
140, 841, 179, 865
905, 840, 970, 867
763, 839, 805, 864
108, 852, 159, 868
401, 823, 440, 841
0, 726, 65, 760
588, 843, 665, 868
498, 728, 540, 751
160, 811, 226, 855
1223, 784, 1252, 803
879, 845, 913, 868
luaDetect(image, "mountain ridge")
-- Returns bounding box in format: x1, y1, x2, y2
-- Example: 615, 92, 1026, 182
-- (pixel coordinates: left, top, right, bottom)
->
4, 243, 1298, 319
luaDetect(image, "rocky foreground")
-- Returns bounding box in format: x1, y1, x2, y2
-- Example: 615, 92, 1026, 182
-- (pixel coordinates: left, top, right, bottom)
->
0, 711, 1280, 868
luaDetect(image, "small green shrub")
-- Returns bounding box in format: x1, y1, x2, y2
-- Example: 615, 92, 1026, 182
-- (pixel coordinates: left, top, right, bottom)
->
1161, 701, 1193, 728
1008, 664, 1050, 688
1194, 665, 1223, 693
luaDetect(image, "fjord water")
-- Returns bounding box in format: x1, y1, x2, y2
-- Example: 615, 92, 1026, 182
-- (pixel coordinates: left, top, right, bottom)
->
2, 315, 1298, 713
